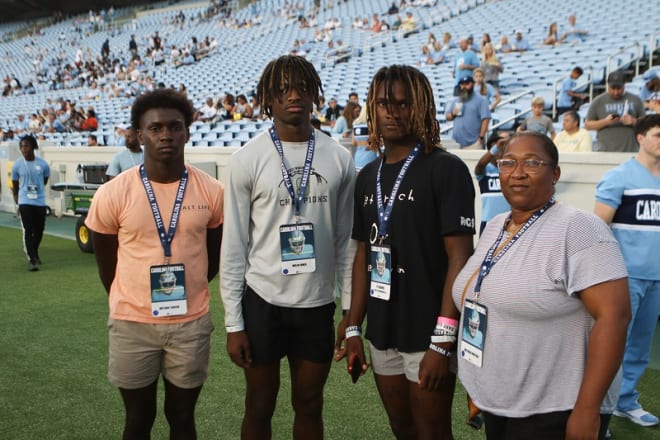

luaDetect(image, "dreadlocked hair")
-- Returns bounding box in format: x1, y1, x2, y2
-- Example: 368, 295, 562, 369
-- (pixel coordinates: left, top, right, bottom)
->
366, 65, 441, 153
256, 55, 323, 119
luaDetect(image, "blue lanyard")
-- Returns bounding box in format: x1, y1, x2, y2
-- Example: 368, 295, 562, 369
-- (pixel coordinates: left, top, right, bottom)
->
474, 198, 555, 293
140, 164, 188, 259
269, 127, 315, 219
375, 144, 420, 242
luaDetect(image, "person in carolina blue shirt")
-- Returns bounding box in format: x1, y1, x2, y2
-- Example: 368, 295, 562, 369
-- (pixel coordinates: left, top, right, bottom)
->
11, 135, 50, 271
557, 67, 588, 115
453, 36, 480, 93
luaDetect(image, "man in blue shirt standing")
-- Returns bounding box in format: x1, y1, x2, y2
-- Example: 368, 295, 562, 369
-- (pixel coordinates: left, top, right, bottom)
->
452, 36, 480, 96
446, 76, 491, 149
11, 135, 50, 271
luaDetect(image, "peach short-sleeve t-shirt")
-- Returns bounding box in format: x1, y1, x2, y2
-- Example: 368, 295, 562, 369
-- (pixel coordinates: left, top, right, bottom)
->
86, 165, 224, 324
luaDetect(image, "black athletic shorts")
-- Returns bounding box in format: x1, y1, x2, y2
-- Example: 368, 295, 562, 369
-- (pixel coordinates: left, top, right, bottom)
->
242, 285, 335, 364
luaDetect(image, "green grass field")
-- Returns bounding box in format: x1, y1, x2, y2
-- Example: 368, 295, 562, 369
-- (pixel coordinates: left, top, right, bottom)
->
1, 225, 659, 439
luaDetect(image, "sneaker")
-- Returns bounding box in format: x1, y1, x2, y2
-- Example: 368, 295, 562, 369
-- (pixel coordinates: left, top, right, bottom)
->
613, 408, 659, 427
605, 427, 612, 439
28, 261, 39, 272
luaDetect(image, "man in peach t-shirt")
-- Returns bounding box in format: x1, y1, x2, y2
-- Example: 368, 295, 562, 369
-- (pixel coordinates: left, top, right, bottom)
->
86, 89, 223, 439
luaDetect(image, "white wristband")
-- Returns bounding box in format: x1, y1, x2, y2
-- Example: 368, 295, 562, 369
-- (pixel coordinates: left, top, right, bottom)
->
226, 325, 244, 333
345, 330, 362, 339
431, 335, 457, 344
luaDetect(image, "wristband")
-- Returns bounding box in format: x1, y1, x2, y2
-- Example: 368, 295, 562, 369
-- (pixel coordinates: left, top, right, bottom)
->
226, 325, 244, 333
431, 335, 457, 344
434, 323, 458, 335
429, 343, 452, 357
437, 317, 458, 327
489, 145, 499, 155
345, 330, 362, 339
346, 325, 362, 333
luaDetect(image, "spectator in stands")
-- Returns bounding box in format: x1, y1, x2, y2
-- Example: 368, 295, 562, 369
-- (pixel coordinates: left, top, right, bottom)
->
218, 93, 235, 120
371, 13, 383, 32
331, 101, 361, 139
348, 92, 360, 105
559, 14, 588, 45
106, 127, 143, 180
441, 32, 455, 51
557, 66, 588, 115
196, 97, 218, 122
324, 97, 343, 127
129, 35, 138, 55
418, 45, 432, 66
585, 71, 645, 152
249, 96, 264, 120
400, 11, 419, 37
314, 96, 328, 121
387, 1, 399, 15
234, 94, 253, 119
474, 68, 500, 110
28, 113, 42, 133
87, 134, 102, 146
542, 22, 561, 46
595, 114, 660, 429
518, 97, 556, 139
510, 31, 531, 53
14, 114, 28, 134
80, 107, 98, 131
554, 110, 592, 152
480, 33, 492, 52
640, 70, 659, 103
474, 131, 511, 233
446, 75, 491, 149
429, 41, 446, 64
496, 35, 512, 53
467, 34, 480, 53
480, 42, 503, 88
453, 36, 481, 95
43, 113, 66, 133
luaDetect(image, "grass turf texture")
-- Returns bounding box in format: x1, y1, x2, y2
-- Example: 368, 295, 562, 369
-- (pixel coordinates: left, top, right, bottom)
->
1, 226, 659, 439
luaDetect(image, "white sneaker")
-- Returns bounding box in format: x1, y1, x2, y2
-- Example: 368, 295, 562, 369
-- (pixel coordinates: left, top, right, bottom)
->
613, 408, 659, 427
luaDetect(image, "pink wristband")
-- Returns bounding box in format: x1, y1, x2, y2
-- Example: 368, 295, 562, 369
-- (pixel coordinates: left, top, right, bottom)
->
437, 316, 458, 327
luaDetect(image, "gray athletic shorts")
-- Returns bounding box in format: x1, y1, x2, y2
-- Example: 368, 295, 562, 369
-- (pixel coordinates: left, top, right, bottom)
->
108, 313, 214, 389
369, 341, 457, 382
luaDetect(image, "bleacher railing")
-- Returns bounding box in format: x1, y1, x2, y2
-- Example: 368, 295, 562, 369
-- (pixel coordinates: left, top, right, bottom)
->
605, 42, 641, 81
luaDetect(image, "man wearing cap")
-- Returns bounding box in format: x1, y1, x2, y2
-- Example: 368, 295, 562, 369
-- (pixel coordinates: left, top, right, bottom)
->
585, 71, 645, 152
445, 75, 491, 149
640, 70, 659, 105
452, 36, 480, 96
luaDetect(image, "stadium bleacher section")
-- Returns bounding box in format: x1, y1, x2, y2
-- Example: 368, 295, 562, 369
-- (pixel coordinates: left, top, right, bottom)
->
0, 0, 657, 148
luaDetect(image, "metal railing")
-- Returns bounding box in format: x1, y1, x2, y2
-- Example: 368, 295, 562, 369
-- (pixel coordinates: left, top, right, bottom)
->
605, 42, 641, 81
650, 31, 660, 68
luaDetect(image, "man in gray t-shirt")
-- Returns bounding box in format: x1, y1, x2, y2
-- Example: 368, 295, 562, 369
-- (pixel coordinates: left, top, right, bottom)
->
585, 71, 645, 152
106, 127, 144, 180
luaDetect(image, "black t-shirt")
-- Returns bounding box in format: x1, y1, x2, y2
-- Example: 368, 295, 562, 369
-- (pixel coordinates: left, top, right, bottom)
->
353, 147, 475, 352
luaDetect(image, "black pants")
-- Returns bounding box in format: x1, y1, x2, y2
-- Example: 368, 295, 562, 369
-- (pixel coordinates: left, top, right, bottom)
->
483, 410, 611, 440
19, 204, 47, 262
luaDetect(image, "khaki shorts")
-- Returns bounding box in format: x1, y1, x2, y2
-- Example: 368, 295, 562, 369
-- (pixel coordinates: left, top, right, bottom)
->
108, 313, 214, 389
369, 342, 457, 382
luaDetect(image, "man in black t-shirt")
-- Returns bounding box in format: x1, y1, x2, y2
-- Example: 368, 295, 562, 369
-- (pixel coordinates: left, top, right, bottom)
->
341, 65, 475, 439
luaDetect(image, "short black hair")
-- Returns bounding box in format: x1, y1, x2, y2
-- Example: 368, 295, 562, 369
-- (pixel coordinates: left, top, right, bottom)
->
19, 134, 39, 150
573, 66, 584, 75
130, 89, 195, 130
634, 114, 660, 137
504, 132, 559, 165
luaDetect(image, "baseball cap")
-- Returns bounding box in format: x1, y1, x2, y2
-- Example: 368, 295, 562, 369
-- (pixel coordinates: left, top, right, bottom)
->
643, 70, 658, 82
607, 71, 625, 87
458, 75, 475, 84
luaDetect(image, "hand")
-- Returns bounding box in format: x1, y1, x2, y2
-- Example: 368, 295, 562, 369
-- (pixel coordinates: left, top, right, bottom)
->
620, 113, 635, 126
606, 114, 620, 125
226, 331, 252, 368
418, 345, 453, 392
458, 63, 466, 69
345, 334, 369, 378
334, 314, 349, 361
565, 408, 599, 440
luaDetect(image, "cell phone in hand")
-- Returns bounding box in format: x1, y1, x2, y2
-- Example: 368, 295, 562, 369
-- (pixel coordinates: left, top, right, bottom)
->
350, 357, 361, 383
